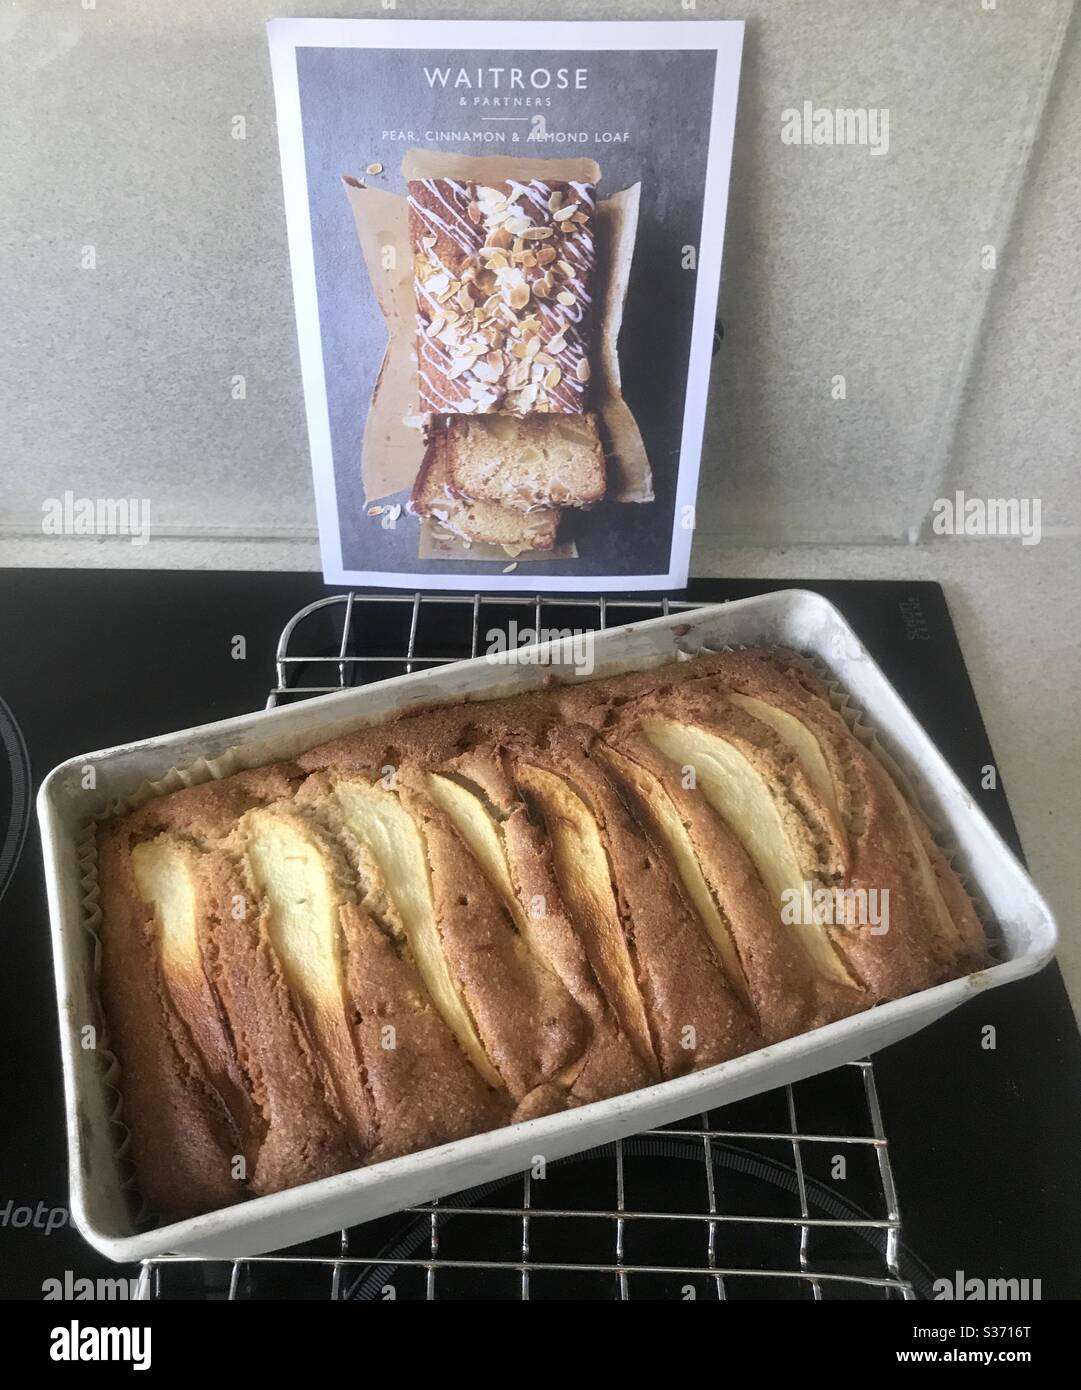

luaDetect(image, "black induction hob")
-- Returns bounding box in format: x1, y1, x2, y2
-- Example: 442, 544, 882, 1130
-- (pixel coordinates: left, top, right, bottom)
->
1, 569, 1079, 1300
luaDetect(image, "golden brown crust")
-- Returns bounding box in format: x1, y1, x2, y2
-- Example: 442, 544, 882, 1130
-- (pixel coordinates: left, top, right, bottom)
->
122, 766, 304, 842
508, 728, 760, 1078
593, 730, 864, 1039
338, 903, 508, 1161
95, 646, 986, 1221
426, 748, 654, 1104
126, 835, 255, 1153
395, 783, 589, 1101
557, 648, 988, 998
702, 649, 988, 982
194, 847, 360, 1195
96, 827, 243, 1218
638, 685, 912, 996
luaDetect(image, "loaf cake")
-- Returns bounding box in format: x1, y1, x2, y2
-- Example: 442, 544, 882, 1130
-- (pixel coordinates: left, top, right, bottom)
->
95, 647, 987, 1219
408, 177, 595, 416
445, 412, 605, 512
411, 419, 561, 554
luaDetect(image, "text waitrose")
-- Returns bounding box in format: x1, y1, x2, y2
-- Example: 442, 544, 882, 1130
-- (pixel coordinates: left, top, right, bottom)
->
425, 66, 587, 91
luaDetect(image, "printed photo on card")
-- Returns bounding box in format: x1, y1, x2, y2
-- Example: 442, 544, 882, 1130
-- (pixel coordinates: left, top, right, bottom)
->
268, 18, 744, 590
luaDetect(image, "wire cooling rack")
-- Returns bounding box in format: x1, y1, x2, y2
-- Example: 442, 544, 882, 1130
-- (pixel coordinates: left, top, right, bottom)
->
139, 591, 919, 1301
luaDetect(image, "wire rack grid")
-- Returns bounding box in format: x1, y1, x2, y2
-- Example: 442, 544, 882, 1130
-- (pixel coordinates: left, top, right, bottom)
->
139, 591, 917, 1301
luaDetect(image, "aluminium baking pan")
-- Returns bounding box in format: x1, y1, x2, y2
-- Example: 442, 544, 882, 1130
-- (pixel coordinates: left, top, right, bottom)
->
37, 590, 1057, 1261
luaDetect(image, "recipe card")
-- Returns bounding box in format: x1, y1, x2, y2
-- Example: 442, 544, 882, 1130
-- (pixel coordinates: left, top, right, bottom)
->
268, 18, 744, 590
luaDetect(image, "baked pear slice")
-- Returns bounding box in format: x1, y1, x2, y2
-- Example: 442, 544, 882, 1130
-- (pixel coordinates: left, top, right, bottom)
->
97, 826, 242, 1216
595, 733, 867, 1039
641, 713, 857, 988
705, 648, 988, 986
241, 807, 375, 1153
229, 784, 505, 1165
725, 691, 842, 821
424, 772, 523, 932
325, 774, 587, 1105
512, 761, 658, 1075
511, 730, 759, 1078
131, 833, 255, 1144
335, 897, 507, 1162
327, 778, 501, 1089
590, 743, 752, 1010
190, 840, 358, 1195
424, 755, 653, 1104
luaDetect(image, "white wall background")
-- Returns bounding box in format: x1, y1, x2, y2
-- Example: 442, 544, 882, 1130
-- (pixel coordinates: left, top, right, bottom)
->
1, 0, 1078, 555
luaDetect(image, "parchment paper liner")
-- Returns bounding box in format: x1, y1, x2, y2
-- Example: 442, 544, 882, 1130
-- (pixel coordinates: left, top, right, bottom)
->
75, 646, 991, 1228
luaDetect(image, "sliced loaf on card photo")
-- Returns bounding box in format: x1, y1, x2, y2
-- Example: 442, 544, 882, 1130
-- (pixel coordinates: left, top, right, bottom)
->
411, 420, 561, 553
444, 413, 606, 512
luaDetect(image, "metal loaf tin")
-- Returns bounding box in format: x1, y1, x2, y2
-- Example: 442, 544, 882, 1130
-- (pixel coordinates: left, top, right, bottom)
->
37, 591, 1057, 1261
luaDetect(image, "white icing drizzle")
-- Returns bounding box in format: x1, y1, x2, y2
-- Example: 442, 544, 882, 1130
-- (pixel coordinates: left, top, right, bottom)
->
409, 175, 596, 414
